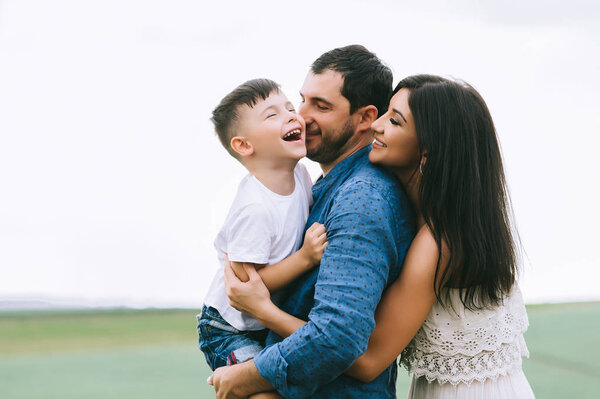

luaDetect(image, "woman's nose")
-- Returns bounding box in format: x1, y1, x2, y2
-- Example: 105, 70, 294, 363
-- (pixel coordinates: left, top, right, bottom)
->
371, 117, 383, 132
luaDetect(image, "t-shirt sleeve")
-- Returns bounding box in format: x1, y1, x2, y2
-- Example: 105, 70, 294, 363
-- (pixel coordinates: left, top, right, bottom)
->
225, 203, 272, 264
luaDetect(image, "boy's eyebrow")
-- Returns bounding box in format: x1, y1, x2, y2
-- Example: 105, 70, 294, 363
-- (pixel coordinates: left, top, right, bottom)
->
300, 92, 333, 107
260, 105, 277, 114
392, 108, 407, 123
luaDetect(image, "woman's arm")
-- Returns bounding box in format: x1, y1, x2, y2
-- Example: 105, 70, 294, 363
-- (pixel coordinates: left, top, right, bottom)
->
230, 222, 327, 293
345, 226, 445, 382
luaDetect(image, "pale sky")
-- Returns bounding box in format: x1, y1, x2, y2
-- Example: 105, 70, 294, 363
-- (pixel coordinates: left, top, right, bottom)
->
1, 0, 599, 309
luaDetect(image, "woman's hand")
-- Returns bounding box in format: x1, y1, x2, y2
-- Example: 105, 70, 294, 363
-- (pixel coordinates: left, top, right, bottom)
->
224, 257, 274, 320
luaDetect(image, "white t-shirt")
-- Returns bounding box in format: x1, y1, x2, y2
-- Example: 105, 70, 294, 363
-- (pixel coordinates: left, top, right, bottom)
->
204, 163, 313, 330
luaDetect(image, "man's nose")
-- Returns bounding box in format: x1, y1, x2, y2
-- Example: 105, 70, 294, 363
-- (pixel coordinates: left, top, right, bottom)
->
298, 103, 312, 122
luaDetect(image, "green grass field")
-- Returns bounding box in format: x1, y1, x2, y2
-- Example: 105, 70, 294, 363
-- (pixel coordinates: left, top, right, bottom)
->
1, 303, 599, 398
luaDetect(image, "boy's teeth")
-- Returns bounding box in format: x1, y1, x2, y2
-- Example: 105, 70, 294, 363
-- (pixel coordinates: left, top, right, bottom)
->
284, 129, 301, 138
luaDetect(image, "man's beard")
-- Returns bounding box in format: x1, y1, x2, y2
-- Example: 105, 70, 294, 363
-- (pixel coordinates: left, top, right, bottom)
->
307, 118, 355, 165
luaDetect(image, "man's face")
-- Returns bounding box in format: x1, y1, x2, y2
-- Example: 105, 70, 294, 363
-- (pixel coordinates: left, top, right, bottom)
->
298, 70, 357, 165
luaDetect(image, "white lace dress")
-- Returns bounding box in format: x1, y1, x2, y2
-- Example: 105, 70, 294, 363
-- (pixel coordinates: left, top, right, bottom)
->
400, 286, 535, 398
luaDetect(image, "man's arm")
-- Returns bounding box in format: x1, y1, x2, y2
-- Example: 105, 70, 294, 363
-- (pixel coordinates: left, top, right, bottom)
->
345, 226, 441, 381
252, 182, 413, 398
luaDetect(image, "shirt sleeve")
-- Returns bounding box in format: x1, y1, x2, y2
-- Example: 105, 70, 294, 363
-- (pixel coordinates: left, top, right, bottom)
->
254, 180, 403, 398
226, 203, 272, 264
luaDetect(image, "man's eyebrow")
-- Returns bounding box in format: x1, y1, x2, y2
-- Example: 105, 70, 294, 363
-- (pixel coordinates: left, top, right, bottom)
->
392, 108, 407, 123
300, 92, 333, 107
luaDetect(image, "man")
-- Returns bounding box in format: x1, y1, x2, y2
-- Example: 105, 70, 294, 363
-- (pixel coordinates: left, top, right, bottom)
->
211, 45, 415, 398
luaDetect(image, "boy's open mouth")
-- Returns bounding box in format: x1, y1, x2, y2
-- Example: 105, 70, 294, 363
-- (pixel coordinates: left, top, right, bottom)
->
282, 129, 302, 142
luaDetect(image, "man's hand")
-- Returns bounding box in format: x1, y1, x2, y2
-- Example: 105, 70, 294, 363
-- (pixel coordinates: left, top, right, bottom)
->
224, 261, 273, 319
208, 365, 245, 399
207, 360, 274, 399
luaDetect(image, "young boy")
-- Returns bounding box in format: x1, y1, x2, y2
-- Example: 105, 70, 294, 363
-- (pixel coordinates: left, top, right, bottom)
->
198, 78, 327, 370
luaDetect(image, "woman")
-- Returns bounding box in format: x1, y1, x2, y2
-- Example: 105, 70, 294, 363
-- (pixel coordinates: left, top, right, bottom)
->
225, 75, 534, 398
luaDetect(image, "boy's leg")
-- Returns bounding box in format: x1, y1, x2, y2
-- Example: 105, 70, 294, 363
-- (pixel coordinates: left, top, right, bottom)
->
197, 307, 232, 369
227, 327, 268, 365
197, 306, 266, 370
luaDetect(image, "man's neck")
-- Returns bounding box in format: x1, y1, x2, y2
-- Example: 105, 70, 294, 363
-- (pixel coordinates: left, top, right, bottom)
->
320, 141, 371, 177
246, 162, 296, 196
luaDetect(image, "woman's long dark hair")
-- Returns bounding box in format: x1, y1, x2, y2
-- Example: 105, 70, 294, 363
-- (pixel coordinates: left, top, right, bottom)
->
396, 75, 518, 309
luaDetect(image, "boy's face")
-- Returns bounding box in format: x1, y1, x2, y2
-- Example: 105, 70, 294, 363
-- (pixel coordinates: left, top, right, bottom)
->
236, 91, 306, 163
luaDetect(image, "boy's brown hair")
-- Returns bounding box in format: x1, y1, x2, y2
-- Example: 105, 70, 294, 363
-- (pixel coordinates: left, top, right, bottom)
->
211, 78, 281, 159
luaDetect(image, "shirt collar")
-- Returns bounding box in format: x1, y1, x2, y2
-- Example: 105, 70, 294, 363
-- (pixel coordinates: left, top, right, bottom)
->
312, 145, 372, 201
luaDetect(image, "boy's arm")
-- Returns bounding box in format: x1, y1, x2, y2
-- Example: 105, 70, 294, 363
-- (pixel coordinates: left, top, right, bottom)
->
230, 222, 327, 292
225, 262, 307, 338
259, 222, 327, 292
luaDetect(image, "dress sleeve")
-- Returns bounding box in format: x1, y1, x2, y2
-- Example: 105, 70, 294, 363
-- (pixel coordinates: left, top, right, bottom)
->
254, 180, 404, 398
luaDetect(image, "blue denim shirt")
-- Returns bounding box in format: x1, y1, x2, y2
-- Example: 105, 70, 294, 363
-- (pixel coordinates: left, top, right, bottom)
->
254, 146, 415, 398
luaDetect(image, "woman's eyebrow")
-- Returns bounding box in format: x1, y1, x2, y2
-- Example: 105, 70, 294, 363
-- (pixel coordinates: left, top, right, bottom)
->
392, 108, 407, 123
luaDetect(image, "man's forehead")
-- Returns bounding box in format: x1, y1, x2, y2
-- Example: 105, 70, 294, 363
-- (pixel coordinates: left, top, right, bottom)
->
301, 69, 344, 99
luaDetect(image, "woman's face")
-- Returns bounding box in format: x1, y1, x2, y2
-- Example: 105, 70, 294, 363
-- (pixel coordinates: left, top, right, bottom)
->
369, 88, 421, 178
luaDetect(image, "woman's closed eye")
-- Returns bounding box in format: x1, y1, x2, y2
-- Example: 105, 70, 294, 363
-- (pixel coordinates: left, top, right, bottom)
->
390, 117, 402, 126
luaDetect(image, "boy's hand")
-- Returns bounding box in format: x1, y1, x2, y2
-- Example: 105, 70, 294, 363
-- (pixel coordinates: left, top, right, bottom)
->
299, 222, 328, 266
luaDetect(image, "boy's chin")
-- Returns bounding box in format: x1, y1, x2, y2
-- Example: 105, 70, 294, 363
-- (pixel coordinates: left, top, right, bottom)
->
293, 151, 307, 161
286, 148, 307, 161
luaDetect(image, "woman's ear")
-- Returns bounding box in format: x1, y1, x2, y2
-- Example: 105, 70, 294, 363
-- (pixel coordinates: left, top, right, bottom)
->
230, 136, 254, 157
419, 152, 428, 175
356, 105, 379, 133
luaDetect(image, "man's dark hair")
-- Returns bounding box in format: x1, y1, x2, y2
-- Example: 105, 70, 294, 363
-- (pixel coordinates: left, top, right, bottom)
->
311, 45, 392, 116
211, 78, 280, 159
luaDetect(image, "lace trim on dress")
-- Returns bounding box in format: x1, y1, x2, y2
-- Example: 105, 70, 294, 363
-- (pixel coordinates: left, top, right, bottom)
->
400, 286, 530, 386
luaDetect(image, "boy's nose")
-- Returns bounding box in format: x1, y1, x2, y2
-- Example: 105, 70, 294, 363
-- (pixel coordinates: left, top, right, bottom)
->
288, 110, 301, 123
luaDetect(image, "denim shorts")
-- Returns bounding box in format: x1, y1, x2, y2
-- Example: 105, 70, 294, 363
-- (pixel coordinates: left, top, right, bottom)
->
196, 305, 268, 371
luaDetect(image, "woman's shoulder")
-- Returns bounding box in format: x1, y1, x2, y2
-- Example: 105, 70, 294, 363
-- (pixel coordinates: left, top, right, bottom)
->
412, 225, 437, 249
404, 225, 450, 277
